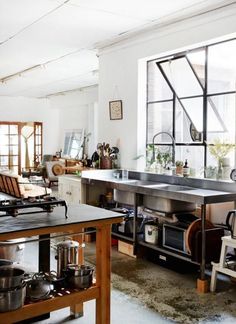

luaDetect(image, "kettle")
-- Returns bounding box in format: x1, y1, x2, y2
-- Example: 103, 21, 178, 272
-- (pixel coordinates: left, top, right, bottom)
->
226, 210, 236, 239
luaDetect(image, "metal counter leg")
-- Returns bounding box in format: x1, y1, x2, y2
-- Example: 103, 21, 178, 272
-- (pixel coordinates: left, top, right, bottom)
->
197, 204, 209, 293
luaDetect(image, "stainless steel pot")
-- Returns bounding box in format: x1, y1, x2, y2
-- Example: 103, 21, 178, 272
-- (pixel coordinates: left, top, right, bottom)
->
0, 282, 26, 312
0, 239, 25, 262
0, 267, 25, 289
0, 259, 13, 267
64, 265, 94, 289
56, 239, 80, 277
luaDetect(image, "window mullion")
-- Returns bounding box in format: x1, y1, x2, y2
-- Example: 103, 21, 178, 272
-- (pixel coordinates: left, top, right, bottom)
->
203, 46, 208, 169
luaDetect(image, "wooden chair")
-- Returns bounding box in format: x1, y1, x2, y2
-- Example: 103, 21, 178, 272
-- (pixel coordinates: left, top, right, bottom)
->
45, 161, 65, 188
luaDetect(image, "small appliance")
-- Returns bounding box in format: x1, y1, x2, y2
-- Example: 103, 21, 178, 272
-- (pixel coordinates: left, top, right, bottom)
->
226, 210, 236, 239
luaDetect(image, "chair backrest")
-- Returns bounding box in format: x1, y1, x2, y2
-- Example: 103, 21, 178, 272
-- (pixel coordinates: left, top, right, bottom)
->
41, 155, 54, 166
45, 161, 65, 181
0, 173, 22, 198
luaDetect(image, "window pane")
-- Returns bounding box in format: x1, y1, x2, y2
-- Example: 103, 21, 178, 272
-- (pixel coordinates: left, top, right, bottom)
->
208, 39, 236, 94
175, 146, 204, 177
0, 156, 8, 165
175, 101, 195, 143
36, 145, 41, 155
0, 125, 8, 134
35, 135, 40, 145
147, 60, 173, 102
10, 135, 18, 145
160, 57, 203, 97
180, 97, 203, 132
187, 49, 205, 87
10, 125, 18, 134
0, 134, 8, 145
9, 146, 18, 155
207, 94, 236, 142
0, 146, 8, 155
147, 102, 173, 143
12, 156, 18, 165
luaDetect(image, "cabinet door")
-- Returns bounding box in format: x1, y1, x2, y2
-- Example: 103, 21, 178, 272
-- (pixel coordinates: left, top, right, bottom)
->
70, 183, 81, 204
58, 182, 73, 203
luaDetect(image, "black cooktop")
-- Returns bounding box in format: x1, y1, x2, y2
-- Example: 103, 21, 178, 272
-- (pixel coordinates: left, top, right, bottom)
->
0, 196, 68, 218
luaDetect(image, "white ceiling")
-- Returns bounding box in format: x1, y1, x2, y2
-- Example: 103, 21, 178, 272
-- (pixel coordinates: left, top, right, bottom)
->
0, 0, 231, 98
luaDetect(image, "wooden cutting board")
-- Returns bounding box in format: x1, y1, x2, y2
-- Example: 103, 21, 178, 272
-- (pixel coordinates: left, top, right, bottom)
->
185, 219, 214, 254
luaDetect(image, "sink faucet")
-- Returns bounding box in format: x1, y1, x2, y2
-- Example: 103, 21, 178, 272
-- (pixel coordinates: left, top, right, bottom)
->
151, 131, 175, 165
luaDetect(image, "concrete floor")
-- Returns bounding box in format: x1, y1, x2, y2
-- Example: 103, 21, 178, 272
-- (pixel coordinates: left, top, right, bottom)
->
17, 237, 236, 324
19, 240, 172, 324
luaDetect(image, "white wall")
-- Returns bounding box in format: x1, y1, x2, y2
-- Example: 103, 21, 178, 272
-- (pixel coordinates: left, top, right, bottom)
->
49, 86, 98, 156
0, 96, 60, 154
98, 4, 236, 169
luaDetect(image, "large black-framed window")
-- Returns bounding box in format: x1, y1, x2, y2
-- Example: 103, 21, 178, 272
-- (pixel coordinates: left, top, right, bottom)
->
146, 38, 236, 176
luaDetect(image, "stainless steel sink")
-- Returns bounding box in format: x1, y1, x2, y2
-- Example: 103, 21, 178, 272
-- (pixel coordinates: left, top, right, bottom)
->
143, 194, 196, 213
113, 189, 136, 206
161, 185, 196, 191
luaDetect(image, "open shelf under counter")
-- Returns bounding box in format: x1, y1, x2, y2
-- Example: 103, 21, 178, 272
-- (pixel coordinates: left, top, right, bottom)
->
138, 240, 199, 265
0, 286, 99, 324
111, 231, 134, 242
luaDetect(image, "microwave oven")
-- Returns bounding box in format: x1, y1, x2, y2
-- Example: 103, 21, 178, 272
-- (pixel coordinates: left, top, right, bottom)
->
162, 223, 190, 255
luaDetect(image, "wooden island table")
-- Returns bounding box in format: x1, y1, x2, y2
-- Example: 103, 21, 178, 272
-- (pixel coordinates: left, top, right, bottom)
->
0, 204, 123, 324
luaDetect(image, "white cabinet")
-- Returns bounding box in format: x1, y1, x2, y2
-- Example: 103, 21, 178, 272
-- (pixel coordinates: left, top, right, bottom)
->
58, 175, 85, 204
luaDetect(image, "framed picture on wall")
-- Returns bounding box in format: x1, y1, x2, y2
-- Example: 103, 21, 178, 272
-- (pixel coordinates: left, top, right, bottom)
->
109, 100, 123, 120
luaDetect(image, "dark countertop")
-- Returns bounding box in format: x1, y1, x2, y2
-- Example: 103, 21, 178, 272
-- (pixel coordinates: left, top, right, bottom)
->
0, 204, 123, 237
81, 170, 236, 205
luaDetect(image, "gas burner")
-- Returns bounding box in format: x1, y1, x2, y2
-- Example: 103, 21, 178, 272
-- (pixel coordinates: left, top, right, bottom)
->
0, 197, 68, 218
0, 199, 24, 207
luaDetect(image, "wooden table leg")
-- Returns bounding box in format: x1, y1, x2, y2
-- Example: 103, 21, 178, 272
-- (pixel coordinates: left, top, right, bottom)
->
96, 224, 111, 324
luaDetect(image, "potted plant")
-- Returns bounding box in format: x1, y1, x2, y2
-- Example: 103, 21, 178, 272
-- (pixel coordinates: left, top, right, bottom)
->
175, 161, 183, 175
156, 150, 172, 171
207, 139, 235, 179
204, 165, 217, 179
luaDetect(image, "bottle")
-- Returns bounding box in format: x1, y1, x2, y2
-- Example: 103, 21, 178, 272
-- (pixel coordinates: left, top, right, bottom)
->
183, 159, 190, 177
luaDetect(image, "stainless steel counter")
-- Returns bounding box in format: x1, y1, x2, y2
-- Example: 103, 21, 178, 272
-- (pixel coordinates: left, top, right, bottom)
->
81, 170, 236, 205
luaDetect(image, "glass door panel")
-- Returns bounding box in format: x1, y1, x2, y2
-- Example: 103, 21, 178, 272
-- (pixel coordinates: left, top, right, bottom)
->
0, 123, 20, 173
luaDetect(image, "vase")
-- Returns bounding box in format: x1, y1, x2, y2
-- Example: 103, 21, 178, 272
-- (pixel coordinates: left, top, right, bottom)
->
176, 166, 183, 176
217, 160, 223, 180
100, 156, 112, 169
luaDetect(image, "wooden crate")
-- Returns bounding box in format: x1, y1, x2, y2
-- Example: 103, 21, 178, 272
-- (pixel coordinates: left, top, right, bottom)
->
118, 240, 136, 258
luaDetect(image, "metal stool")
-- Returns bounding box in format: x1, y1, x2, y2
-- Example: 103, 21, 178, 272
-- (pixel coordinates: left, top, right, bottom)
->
210, 235, 236, 292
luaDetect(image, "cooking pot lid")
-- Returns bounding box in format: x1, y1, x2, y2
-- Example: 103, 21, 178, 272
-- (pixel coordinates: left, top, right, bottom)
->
57, 239, 79, 249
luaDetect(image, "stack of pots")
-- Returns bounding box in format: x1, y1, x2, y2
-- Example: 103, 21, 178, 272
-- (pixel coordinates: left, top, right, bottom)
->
0, 267, 26, 312
56, 239, 93, 290
56, 239, 80, 277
